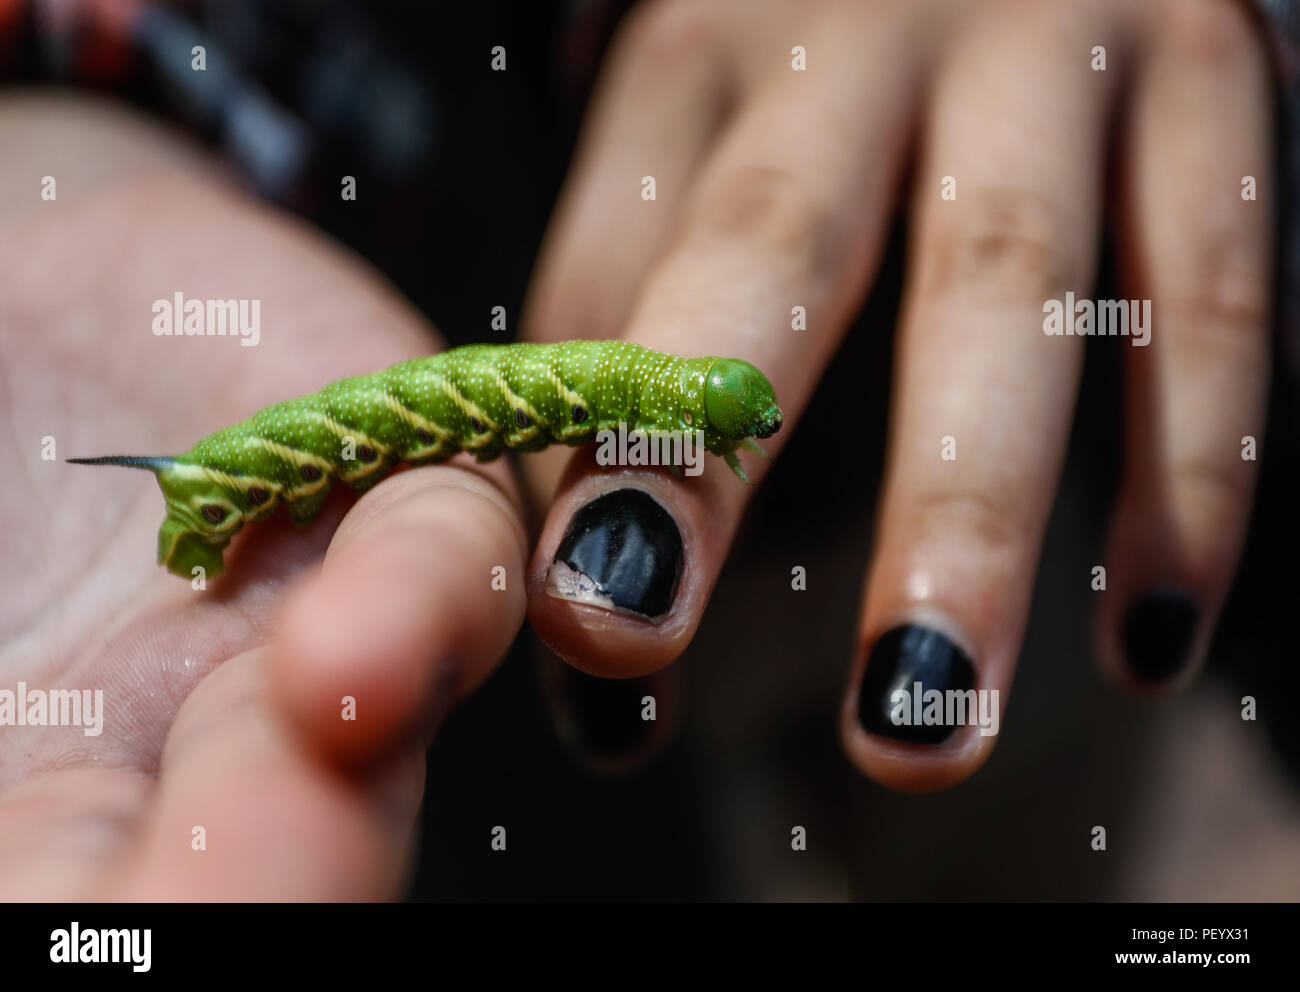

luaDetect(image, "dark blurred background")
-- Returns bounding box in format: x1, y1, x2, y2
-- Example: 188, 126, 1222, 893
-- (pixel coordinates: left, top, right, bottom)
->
5, 0, 1297, 899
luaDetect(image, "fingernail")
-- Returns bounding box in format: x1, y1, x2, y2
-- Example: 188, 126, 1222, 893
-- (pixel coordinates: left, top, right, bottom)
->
547, 489, 683, 618
1121, 588, 1199, 683
857, 624, 976, 744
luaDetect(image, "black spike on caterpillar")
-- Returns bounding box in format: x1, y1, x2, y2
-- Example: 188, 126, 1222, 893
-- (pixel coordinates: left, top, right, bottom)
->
68, 340, 783, 578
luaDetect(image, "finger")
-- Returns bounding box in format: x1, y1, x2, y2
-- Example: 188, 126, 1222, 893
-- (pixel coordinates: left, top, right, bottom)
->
841, 6, 1126, 791
529, 9, 924, 677
519, 0, 765, 753
1099, 1, 1273, 689
524, 0, 734, 347
270, 464, 528, 765
521, 0, 737, 505
0, 768, 152, 900
111, 646, 425, 900
538, 646, 680, 773
520, 0, 738, 752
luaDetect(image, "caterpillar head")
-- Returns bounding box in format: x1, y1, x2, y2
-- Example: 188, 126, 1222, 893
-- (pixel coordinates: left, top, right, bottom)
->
156, 492, 241, 580
703, 358, 783, 443
68, 455, 241, 578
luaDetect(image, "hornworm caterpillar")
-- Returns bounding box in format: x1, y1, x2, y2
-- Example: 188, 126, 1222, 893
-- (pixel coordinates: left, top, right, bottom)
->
70, 340, 782, 579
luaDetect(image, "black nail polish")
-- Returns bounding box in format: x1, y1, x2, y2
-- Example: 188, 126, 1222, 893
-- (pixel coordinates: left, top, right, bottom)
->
1122, 588, 1199, 683
562, 669, 655, 759
857, 624, 976, 744
551, 489, 683, 618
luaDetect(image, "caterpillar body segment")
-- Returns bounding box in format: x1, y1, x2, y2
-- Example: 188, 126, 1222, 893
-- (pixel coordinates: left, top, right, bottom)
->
68, 340, 783, 578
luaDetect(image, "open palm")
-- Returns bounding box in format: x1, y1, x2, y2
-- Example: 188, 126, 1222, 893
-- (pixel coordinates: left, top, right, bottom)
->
0, 103, 527, 898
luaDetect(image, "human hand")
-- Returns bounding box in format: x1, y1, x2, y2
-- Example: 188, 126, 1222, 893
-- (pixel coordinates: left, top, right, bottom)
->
0, 95, 527, 898
521, 0, 1275, 791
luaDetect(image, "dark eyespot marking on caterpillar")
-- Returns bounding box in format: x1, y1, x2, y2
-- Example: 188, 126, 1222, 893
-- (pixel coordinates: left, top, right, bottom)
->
67, 341, 781, 580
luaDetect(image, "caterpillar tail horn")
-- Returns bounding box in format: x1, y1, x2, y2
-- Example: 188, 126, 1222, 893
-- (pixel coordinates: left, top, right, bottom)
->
66, 455, 176, 472
68, 454, 224, 579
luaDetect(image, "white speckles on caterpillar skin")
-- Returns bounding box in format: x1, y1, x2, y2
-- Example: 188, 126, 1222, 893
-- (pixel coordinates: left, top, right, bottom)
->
70, 340, 781, 578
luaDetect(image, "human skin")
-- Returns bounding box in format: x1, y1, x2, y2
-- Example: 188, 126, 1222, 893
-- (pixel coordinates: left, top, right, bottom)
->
0, 0, 1276, 897
521, 0, 1274, 791
0, 94, 529, 898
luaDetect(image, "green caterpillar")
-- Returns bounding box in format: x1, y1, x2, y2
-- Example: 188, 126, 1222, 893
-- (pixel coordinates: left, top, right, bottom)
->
70, 340, 782, 579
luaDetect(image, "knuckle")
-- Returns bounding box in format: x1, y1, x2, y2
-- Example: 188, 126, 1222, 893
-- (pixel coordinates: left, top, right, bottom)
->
619, 0, 719, 65
921, 187, 1081, 303
1171, 457, 1254, 513
688, 164, 837, 279
1164, 263, 1270, 340
906, 487, 1033, 558
1161, 0, 1264, 68
1167, 293, 1269, 351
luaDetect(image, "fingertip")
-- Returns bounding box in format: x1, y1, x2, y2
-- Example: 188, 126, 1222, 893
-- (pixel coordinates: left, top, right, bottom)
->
839, 704, 997, 794
1095, 580, 1213, 696
525, 591, 689, 678
270, 538, 441, 765
839, 618, 1004, 793
527, 470, 711, 678
538, 649, 680, 774
271, 468, 528, 764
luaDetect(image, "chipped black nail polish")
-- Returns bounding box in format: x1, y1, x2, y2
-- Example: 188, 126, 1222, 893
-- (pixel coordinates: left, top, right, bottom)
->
549, 489, 683, 618
857, 624, 976, 744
